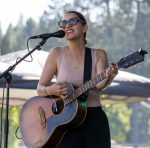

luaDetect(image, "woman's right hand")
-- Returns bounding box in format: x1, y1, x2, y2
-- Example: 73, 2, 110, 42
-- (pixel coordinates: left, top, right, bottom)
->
47, 82, 69, 99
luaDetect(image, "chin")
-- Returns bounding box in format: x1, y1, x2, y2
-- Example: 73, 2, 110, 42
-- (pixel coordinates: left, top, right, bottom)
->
66, 36, 75, 41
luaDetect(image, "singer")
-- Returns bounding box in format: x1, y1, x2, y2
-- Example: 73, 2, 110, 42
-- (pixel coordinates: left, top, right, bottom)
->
37, 10, 118, 148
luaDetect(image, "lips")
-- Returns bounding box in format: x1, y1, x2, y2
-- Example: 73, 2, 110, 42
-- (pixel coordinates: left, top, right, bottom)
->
65, 29, 74, 34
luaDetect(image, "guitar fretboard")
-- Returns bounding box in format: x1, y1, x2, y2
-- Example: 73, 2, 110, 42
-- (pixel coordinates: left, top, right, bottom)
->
64, 72, 106, 105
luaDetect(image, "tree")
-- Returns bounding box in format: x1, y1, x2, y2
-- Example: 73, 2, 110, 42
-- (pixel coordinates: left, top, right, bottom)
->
105, 103, 132, 142
1, 25, 14, 54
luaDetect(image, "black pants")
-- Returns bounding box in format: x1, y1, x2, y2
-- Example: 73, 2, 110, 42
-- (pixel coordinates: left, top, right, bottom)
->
58, 107, 111, 148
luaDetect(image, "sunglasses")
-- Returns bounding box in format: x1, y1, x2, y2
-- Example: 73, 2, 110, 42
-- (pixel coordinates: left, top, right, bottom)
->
58, 17, 85, 28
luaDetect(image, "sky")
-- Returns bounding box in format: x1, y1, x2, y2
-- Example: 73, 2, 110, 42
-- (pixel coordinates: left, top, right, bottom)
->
0, 0, 50, 33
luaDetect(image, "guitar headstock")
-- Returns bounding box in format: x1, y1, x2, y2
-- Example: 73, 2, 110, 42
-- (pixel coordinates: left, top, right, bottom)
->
117, 48, 148, 69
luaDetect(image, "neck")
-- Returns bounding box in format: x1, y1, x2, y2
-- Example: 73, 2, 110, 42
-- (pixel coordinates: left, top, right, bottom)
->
67, 40, 85, 55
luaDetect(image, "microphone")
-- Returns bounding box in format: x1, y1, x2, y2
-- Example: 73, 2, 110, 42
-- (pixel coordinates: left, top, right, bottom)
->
29, 30, 65, 39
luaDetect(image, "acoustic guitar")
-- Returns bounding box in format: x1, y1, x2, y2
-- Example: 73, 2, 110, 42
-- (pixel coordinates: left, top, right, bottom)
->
19, 48, 147, 148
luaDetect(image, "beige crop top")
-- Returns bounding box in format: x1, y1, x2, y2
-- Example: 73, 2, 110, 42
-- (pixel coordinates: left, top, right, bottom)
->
56, 47, 102, 107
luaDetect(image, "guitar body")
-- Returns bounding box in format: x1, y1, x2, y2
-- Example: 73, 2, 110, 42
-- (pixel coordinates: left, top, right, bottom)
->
19, 96, 87, 148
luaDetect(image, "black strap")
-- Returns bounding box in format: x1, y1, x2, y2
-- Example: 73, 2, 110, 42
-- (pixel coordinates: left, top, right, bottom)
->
78, 47, 92, 101
83, 47, 92, 83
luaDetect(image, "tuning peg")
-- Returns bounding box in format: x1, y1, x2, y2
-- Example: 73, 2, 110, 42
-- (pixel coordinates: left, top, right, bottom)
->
138, 48, 148, 55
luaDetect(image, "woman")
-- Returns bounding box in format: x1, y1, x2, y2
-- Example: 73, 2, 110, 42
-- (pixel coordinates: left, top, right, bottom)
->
37, 10, 118, 148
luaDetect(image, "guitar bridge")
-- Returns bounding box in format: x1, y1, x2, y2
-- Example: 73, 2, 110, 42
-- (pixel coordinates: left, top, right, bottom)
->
38, 106, 46, 129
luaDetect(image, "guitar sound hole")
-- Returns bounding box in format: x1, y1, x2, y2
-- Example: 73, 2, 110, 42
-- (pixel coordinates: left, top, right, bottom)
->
52, 99, 64, 115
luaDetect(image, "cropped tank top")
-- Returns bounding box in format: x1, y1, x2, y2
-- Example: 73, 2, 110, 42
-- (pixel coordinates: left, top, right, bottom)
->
56, 47, 101, 107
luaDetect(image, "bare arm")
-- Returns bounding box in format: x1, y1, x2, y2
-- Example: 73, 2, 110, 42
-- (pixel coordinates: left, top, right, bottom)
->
95, 49, 118, 90
37, 47, 68, 98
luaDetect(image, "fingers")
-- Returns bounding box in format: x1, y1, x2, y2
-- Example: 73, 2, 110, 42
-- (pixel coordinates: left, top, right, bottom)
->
55, 82, 69, 97
105, 63, 118, 79
59, 94, 66, 99
111, 63, 118, 72
57, 82, 68, 92
60, 87, 68, 96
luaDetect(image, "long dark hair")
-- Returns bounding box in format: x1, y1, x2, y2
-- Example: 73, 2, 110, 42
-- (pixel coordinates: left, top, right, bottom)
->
65, 10, 87, 44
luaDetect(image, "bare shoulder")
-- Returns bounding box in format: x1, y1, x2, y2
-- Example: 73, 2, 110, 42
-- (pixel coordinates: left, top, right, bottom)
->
43, 47, 63, 66
94, 48, 109, 69
49, 46, 62, 56
47, 46, 64, 59
94, 48, 108, 60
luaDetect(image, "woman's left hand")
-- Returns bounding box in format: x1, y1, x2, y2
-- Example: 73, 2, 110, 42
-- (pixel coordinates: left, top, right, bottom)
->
105, 63, 118, 80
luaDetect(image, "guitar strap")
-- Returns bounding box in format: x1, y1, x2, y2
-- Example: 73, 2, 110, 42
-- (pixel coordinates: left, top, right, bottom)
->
83, 47, 92, 83
79, 47, 92, 101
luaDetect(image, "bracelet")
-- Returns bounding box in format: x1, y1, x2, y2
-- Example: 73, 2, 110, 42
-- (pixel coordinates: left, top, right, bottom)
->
44, 87, 49, 96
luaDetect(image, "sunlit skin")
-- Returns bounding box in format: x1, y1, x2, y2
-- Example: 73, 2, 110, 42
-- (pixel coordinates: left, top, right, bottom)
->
37, 12, 118, 107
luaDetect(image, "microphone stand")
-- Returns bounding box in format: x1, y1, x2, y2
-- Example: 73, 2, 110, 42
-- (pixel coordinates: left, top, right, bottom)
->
0, 38, 47, 148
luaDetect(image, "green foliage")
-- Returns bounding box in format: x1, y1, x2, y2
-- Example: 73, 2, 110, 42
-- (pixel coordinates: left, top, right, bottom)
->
8, 107, 20, 147
104, 103, 132, 142
0, 107, 21, 147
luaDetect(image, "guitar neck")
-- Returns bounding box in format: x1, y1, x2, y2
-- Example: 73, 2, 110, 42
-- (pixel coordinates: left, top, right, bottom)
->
65, 72, 106, 104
